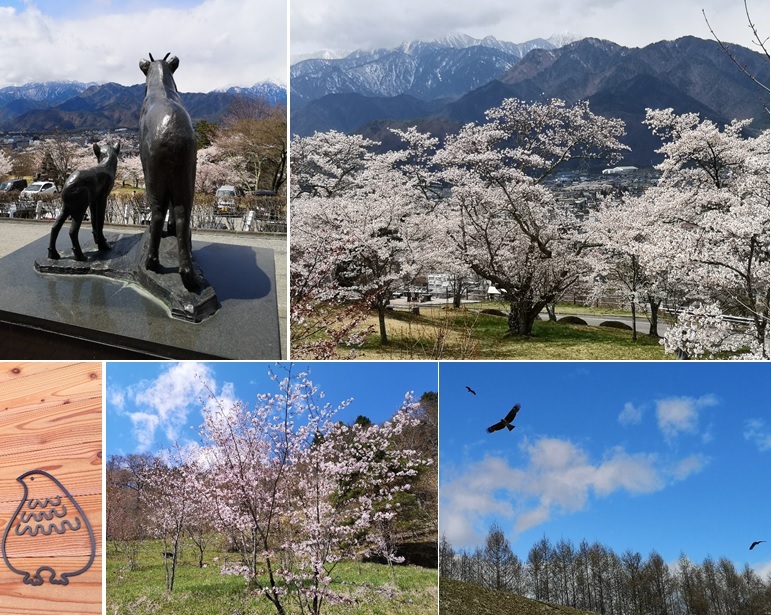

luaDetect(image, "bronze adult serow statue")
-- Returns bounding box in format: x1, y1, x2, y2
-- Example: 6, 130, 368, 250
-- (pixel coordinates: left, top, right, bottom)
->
47, 142, 120, 261
139, 52, 200, 292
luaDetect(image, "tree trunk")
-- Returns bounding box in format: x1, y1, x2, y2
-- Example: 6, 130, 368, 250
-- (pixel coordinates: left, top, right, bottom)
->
506, 299, 543, 336
377, 305, 388, 344
648, 299, 660, 337
453, 289, 463, 309
631, 300, 637, 341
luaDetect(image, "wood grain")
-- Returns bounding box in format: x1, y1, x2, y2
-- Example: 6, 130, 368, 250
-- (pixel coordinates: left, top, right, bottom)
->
0, 362, 102, 614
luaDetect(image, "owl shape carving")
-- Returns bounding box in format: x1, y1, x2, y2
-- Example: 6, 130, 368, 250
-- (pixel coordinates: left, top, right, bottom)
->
1, 470, 95, 585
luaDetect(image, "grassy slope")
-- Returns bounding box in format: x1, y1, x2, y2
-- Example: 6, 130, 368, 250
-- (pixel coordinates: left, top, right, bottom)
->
440, 578, 595, 615
107, 540, 437, 615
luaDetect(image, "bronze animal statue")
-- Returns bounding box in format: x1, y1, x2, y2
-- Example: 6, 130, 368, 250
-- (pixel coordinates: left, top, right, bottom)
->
47, 142, 120, 261
139, 52, 200, 291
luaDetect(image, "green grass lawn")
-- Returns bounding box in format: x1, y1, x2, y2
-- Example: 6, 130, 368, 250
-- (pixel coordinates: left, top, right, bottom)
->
107, 540, 438, 615
346, 306, 670, 360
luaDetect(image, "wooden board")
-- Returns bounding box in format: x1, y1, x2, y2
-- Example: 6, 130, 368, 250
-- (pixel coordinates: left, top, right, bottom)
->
0, 362, 102, 614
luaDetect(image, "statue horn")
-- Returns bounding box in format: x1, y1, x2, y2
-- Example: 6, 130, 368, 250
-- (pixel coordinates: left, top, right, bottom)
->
163, 52, 170, 61
149, 52, 154, 61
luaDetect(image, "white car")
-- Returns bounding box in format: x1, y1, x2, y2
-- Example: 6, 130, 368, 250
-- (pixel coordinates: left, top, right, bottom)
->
20, 181, 57, 199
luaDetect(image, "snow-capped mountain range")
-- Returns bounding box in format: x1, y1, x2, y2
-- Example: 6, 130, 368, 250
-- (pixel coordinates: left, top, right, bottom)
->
290, 34, 571, 105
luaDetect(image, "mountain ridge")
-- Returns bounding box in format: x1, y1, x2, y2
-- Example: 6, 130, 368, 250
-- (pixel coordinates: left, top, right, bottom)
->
0, 80, 286, 131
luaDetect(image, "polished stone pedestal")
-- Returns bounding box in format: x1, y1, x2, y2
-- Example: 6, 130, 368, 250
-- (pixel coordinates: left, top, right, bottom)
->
0, 231, 280, 359
36, 230, 219, 322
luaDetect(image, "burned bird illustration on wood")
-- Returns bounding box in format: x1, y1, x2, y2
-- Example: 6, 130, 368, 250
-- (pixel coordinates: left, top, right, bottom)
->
1, 470, 96, 586
487, 403, 521, 433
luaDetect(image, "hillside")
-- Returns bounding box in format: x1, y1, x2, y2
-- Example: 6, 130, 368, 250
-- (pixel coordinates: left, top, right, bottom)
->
440, 578, 595, 615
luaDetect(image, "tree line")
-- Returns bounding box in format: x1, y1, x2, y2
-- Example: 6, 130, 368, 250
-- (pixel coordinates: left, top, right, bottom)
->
440, 528, 771, 615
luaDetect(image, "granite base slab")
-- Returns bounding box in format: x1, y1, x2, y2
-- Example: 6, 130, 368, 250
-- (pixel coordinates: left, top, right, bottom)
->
0, 232, 280, 359
36, 230, 219, 322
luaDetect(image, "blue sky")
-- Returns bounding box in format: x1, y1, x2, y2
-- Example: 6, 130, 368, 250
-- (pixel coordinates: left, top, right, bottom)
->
106, 361, 438, 457
440, 362, 771, 576
0, 0, 286, 89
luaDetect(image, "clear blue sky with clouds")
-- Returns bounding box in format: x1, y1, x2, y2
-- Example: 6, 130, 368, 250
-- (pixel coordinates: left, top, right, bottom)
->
106, 361, 438, 457
440, 361, 771, 577
0, 0, 286, 89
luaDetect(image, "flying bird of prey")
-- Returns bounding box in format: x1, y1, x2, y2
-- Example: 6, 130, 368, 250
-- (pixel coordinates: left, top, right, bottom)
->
1, 470, 96, 586
750, 540, 767, 550
487, 403, 521, 433
465, 386, 477, 395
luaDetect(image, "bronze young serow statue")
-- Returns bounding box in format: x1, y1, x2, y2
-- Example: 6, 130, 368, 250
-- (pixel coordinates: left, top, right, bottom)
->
47, 142, 120, 261
139, 52, 200, 292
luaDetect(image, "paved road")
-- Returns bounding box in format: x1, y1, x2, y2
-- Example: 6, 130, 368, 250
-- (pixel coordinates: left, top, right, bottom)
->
0, 219, 287, 358
388, 297, 670, 337
555, 312, 670, 336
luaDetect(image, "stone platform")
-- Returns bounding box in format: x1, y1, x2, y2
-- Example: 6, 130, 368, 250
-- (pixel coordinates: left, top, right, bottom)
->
0, 231, 280, 359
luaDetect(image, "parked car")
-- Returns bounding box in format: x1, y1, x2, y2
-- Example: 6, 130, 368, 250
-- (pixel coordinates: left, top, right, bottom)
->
249, 189, 276, 197
215, 185, 238, 212
0, 178, 28, 192
20, 181, 57, 199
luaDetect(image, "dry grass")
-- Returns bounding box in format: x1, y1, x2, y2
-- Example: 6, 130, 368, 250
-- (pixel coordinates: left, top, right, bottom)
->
346, 306, 669, 360
440, 578, 594, 615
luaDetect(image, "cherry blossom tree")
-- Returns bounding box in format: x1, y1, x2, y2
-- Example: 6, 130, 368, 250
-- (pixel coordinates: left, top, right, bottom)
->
585, 195, 681, 339
198, 366, 432, 615
0, 149, 12, 178
139, 448, 201, 592
637, 109, 769, 358
116, 153, 144, 189
291, 131, 432, 348
431, 98, 629, 335
195, 144, 233, 195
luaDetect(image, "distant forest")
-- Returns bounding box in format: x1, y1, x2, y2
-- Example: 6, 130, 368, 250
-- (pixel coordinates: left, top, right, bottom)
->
440, 527, 771, 615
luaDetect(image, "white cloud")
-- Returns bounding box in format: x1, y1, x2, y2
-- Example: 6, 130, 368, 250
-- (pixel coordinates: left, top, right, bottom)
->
666, 454, 710, 481
656, 395, 717, 441
619, 402, 643, 425
290, 0, 767, 59
440, 436, 706, 548
744, 419, 771, 452
129, 411, 161, 453
109, 388, 126, 411
0, 0, 286, 89
117, 362, 218, 452
753, 559, 771, 580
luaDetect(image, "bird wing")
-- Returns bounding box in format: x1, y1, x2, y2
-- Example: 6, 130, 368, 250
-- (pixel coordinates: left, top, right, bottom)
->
503, 404, 521, 423
750, 540, 766, 550
487, 421, 506, 433
466, 386, 476, 395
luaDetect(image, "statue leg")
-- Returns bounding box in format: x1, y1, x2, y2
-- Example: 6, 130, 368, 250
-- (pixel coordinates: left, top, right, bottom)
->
91, 199, 110, 251
172, 197, 200, 292
68, 214, 86, 261
145, 194, 166, 271
47, 206, 69, 259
